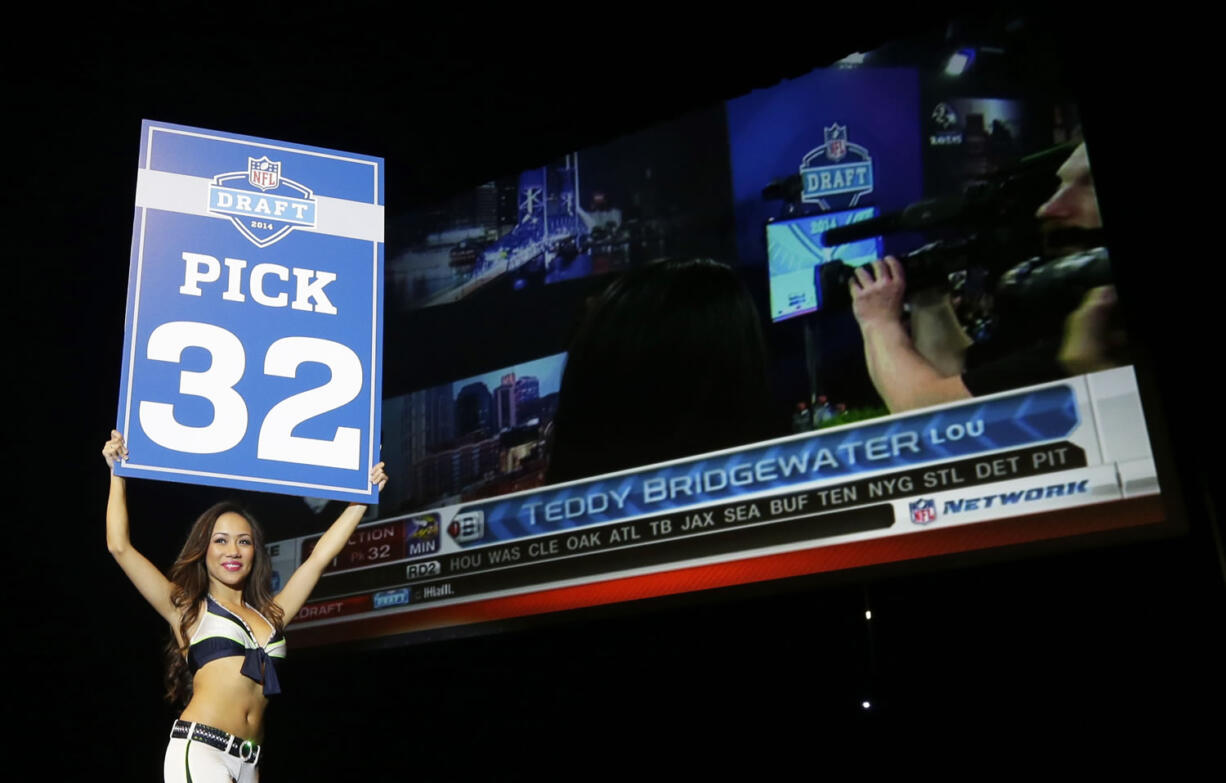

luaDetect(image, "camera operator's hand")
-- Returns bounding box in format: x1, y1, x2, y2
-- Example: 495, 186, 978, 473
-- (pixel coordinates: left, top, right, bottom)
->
849, 257, 973, 413
1059, 285, 1122, 375
850, 256, 906, 328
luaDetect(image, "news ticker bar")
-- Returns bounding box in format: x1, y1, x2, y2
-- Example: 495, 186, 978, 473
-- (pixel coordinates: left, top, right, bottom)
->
295, 441, 1086, 618
454, 384, 1079, 543
278, 381, 1103, 583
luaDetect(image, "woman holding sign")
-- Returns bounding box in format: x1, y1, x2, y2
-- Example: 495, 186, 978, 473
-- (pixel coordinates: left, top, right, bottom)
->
101, 429, 387, 783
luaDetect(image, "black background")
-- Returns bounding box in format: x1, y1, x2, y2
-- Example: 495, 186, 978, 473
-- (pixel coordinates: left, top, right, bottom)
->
13, 3, 1224, 778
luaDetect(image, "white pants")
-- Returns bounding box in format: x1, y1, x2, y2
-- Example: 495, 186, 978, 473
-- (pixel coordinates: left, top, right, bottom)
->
163, 735, 259, 783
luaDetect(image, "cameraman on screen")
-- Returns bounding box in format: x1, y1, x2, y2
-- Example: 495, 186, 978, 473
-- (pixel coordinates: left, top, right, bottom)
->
849, 142, 1122, 413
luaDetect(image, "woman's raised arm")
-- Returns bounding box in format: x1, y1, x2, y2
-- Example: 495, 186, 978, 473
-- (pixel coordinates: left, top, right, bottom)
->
104, 430, 178, 625
274, 462, 389, 623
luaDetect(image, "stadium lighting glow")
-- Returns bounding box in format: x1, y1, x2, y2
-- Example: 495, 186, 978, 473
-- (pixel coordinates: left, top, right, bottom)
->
865, 610, 872, 620
945, 49, 975, 76
862, 701, 871, 709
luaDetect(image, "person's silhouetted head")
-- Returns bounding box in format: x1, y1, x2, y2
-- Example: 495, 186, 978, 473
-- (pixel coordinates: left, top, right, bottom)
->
547, 258, 777, 484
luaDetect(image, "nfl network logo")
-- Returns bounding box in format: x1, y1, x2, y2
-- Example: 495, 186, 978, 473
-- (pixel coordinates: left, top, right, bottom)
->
799, 123, 874, 209
909, 498, 937, 525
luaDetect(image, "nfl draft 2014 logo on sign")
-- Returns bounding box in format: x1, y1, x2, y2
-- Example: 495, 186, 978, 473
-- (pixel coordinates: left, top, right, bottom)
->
800, 123, 875, 209
116, 120, 385, 503
208, 155, 318, 248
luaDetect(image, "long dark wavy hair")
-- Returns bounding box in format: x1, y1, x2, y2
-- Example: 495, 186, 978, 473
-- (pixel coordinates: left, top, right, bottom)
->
163, 502, 285, 705
547, 258, 780, 484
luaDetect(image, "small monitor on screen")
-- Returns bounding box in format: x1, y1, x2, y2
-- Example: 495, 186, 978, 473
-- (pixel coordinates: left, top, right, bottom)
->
766, 208, 882, 321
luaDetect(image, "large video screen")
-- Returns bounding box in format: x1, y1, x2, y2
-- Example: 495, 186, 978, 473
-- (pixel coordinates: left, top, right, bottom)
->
267, 14, 1173, 649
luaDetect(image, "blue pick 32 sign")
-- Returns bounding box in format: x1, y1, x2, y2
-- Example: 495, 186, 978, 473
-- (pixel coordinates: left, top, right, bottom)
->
114, 120, 385, 502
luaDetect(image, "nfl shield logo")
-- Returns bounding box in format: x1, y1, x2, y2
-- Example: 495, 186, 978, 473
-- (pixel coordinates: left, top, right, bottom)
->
247, 156, 281, 191
824, 124, 848, 162
909, 498, 937, 525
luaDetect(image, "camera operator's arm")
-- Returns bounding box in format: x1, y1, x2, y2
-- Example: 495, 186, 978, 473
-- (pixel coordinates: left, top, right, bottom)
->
909, 288, 973, 377
851, 257, 972, 413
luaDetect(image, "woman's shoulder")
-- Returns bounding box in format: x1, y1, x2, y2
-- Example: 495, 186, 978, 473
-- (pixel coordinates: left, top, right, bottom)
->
169, 595, 210, 646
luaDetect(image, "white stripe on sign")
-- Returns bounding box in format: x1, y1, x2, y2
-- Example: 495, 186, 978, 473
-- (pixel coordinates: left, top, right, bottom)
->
135, 169, 384, 243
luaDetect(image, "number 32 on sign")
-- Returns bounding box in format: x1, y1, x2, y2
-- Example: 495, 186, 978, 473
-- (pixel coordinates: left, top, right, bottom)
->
114, 120, 384, 503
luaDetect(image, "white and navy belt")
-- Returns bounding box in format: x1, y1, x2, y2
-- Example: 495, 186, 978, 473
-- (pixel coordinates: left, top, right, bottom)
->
170, 719, 262, 765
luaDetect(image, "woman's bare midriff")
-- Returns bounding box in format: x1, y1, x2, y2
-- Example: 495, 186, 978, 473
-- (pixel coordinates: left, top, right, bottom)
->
178, 657, 269, 741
